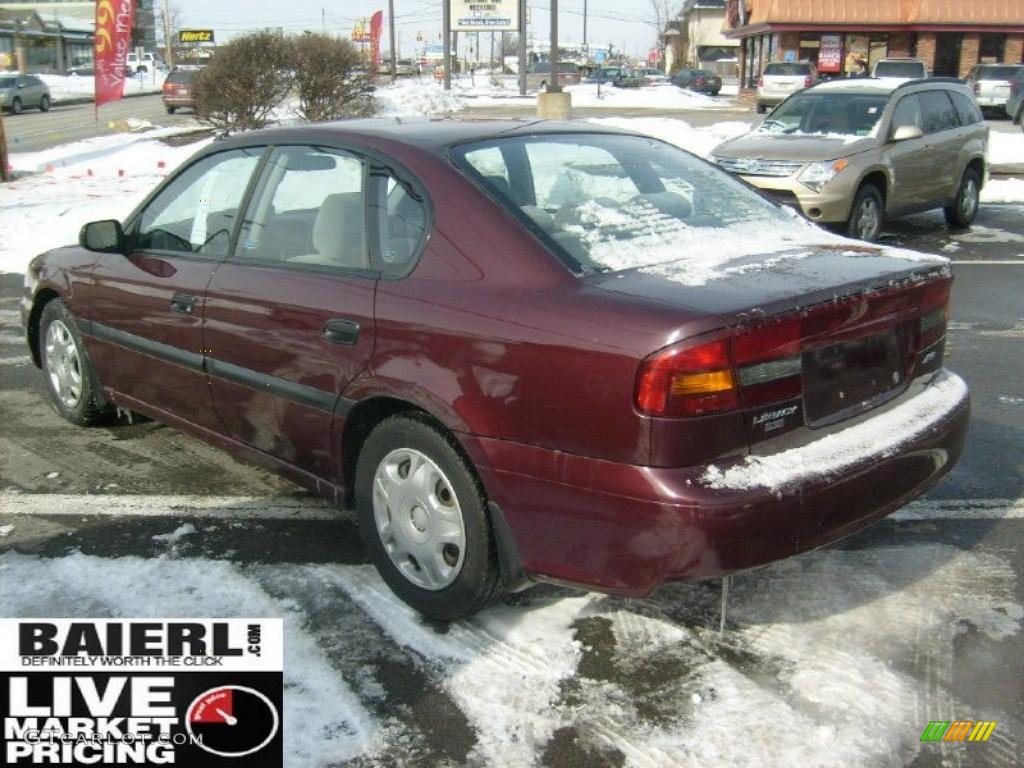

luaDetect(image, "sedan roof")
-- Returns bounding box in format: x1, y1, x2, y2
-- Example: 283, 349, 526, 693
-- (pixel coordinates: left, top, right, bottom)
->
215, 118, 636, 156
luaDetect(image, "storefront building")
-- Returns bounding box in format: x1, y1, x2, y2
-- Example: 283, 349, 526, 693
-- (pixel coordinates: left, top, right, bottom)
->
724, 0, 1024, 86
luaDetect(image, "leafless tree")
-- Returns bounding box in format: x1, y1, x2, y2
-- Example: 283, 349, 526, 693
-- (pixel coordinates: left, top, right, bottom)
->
157, 1, 185, 65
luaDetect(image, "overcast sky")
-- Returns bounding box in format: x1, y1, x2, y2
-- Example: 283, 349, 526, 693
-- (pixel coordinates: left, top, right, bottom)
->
172, 0, 665, 59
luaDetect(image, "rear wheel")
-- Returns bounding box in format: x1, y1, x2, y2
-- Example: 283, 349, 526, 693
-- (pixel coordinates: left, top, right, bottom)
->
538, 79, 547, 91
11, 97, 22, 115
39, 94, 50, 112
847, 183, 884, 242
944, 166, 980, 228
355, 414, 504, 620
166, 105, 176, 114
756, 102, 767, 114
39, 300, 111, 426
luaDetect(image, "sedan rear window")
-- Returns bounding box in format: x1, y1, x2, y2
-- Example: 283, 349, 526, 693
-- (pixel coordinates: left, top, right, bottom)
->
166, 70, 197, 84
874, 61, 926, 78
452, 133, 793, 275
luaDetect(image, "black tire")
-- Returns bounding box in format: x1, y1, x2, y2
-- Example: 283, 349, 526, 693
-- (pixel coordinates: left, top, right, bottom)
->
39, 94, 50, 112
846, 183, 885, 242
38, 299, 111, 426
944, 166, 981, 228
539, 80, 547, 91
355, 414, 504, 620
166, 105, 176, 114
11, 97, 22, 115
756, 102, 767, 114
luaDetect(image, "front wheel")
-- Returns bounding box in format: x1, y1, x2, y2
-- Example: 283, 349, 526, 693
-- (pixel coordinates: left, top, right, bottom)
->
756, 103, 767, 114
39, 299, 111, 426
165, 105, 176, 114
945, 167, 980, 228
10, 97, 22, 115
355, 414, 504, 620
847, 183, 884, 242
39, 94, 50, 112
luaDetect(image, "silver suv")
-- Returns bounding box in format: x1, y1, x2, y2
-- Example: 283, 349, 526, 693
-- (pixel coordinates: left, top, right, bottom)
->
714, 78, 988, 241
757, 61, 816, 113
967, 63, 1024, 114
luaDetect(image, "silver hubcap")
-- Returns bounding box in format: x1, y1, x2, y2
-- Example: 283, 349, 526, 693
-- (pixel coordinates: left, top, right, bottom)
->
961, 178, 978, 218
372, 448, 466, 591
855, 196, 880, 240
45, 320, 83, 409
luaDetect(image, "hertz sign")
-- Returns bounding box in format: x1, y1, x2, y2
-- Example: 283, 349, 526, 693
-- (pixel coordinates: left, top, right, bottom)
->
179, 29, 215, 44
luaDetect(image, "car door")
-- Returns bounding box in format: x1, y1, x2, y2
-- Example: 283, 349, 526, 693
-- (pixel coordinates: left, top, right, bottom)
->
86, 146, 265, 431
884, 93, 931, 212
201, 145, 382, 481
916, 90, 963, 202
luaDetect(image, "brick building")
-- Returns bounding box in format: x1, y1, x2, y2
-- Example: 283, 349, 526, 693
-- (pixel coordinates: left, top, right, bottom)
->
724, 0, 1024, 86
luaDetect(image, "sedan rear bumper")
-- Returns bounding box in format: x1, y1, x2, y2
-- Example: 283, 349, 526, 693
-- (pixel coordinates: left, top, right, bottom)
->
471, 373, 969, 597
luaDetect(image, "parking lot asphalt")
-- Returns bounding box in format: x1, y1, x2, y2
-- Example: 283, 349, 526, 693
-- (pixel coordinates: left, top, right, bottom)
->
1, 208, 1022, 763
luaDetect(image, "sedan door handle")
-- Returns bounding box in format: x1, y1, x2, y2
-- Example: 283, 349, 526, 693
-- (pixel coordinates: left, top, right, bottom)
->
322, 318, 360, 345
170, 292, 196, 314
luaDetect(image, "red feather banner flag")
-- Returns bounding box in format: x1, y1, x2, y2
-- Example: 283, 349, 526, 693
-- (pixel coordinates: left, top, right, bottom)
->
370, 11, 383, 71
94, 0, 136, 110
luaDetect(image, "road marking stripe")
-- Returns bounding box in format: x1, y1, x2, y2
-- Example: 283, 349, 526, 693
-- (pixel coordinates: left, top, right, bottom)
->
0, 495, 1020, 521
0, 494, 342, 520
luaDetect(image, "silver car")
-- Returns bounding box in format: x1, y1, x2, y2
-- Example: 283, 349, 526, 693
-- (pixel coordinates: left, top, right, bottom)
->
967, 63, 1024, 113
757, 61, 816, 113
0, 73, 51, 114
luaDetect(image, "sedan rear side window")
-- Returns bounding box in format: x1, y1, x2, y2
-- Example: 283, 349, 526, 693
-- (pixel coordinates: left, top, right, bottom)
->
135, 148, 263, 257
454, 133, 791, 275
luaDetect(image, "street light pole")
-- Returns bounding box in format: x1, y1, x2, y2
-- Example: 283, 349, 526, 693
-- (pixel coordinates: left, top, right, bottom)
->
549, 0, 559, 92
388, 0, 397, 79
443, 0, 451, 89
518, 0, 527, 95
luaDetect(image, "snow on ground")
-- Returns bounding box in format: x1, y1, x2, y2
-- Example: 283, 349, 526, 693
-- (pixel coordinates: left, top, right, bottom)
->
0, 518, 1019, 767
703, 372, 968, 491
374, 75, 737, 113
0, 130, 211, 275
983, 176, 1024, 203
988, 128, 1024, 169
38, 71, 167, 101
588, 116, 752, 159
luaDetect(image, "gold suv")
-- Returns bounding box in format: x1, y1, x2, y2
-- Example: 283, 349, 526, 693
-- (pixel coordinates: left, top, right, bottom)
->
713, 78, 989, 241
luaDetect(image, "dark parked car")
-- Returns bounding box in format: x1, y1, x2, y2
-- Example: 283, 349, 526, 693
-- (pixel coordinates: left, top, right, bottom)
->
21, 120, 969, 619
1002, 67, 1024, 126
162, 67, 199, 114
673, 68, 722, 95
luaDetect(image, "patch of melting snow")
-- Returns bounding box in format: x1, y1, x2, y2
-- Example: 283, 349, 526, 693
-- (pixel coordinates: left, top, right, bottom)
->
151, 522, 197, 543
702, 372, 968, 491
951, 225, 1024, 245
0, 524, 13, 537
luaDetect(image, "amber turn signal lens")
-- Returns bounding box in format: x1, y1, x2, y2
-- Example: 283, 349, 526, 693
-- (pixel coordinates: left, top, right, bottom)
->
670, 369, 735, 396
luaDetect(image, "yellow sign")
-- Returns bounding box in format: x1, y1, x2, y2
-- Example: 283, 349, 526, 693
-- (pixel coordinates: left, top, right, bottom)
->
179, 29, 215, 44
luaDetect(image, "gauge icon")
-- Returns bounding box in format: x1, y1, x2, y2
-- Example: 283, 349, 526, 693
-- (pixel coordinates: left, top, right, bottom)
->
185, 685, 280, 758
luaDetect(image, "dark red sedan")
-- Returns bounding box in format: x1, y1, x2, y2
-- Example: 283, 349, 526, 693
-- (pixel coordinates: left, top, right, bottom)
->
20, 120, 969, 619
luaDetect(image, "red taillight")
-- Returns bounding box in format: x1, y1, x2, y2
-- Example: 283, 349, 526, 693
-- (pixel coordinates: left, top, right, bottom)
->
973, 81, 981, 95
635, 337, 739, 417
163, 82, 173, 92
804, 76, 813, 88
1012, 81, 1021, 94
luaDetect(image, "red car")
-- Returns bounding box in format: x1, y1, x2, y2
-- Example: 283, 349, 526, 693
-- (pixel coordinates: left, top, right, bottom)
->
162, 67, 198, 114
20, 121, 969, 619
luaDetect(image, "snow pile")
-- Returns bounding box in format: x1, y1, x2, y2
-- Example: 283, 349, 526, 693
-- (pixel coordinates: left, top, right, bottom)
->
988, 129, 1024, 170
0, 132, 211, 275
38, 71, 167, 101
152, 523, 197, 543
588, 116, 754, 159
703, 371, 968, 491
982, 177, 1024, 204
375, 78, 465, 116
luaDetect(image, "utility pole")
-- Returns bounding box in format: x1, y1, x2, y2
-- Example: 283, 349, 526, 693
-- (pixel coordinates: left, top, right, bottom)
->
388, 0, 397, 79
549, 0, 559, 92
443, 0, 451, 89
162, 1, 174, 67
583, 0, 587, 49
0, 109, 9, 183
518, 0, 527, 95
321, 6, 325, 33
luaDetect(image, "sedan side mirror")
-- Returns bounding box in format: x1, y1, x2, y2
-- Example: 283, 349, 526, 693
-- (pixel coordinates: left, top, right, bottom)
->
891, 125, 924, 142
80, 220, 126, 254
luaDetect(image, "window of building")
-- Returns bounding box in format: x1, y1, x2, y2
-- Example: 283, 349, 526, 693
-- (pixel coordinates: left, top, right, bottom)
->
980, 34, 1006, 63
